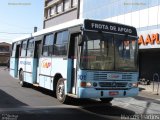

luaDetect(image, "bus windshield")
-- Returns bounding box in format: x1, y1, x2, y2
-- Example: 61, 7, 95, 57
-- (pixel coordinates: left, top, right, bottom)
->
80, 31, 138, 71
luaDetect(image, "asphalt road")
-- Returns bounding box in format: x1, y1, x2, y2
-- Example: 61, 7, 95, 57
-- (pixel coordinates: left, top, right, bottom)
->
0, 67, 160, 120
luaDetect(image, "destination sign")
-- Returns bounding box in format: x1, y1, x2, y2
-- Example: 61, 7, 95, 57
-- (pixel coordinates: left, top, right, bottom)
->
84, 19, 137, 36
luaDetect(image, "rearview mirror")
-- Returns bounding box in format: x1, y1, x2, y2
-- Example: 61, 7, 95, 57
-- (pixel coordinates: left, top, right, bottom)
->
78, 35, 84, 46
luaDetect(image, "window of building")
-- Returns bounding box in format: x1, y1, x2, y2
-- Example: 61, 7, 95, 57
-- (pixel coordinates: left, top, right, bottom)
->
48, 8, 51, 17
26, 38, 34, 57
0, 46, 9, 52
45, 0, 52, 5
72, 0, 78, 7
54, 30, 69, 56
42, 34, 54, 56
64, 0, 70, 11
21, 40, 27, 57
51, 6, 56, 16
57, 2, 63, 13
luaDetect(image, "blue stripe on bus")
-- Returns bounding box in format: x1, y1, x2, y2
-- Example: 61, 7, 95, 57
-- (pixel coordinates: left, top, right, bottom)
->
67, 59, 72, 93
32, 58, 38, 83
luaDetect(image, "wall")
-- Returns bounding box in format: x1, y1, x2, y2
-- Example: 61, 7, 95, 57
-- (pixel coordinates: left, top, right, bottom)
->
44, 9, 78, 28
80, 0, 160, 31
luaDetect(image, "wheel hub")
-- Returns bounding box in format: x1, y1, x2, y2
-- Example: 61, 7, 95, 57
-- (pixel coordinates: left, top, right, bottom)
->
57, 82, 64, 100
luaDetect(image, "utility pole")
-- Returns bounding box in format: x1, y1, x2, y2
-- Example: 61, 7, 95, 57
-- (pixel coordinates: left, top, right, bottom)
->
34, 27, 37, 32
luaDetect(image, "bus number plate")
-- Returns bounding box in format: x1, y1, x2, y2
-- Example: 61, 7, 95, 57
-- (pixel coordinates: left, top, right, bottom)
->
109, 91, 119, 96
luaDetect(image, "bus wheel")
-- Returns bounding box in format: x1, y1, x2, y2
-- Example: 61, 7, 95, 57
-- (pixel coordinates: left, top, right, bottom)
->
56, 78, 69, 104
100, 98, 113, 103
19, 71, 25, 87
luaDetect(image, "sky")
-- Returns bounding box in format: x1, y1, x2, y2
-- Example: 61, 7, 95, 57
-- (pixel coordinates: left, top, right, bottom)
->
0, 0, 44, 43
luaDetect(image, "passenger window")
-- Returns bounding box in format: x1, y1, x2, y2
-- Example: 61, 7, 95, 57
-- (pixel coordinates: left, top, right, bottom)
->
11, 43, 16, 57
42, 34, 54, 56
54, 30, 69, 56
20, 40, 27, 57
26, 38, 34, 57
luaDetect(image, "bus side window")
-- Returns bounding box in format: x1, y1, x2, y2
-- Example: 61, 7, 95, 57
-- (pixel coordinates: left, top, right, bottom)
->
11, 43, 16, 57
20, 40, 27, 57
19, 47, 21, 57
26, 38, 34, 57
42, 34, 54, 57
54, 30, 69, 56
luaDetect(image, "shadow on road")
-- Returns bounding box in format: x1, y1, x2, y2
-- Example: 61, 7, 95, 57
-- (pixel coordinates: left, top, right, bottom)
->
0, 89, 28, 108
31, 86, 56, 97
81, 104, 135, 116
0, 82, 135, 120
29, 86, 136, 117
0, 107, 109, 120
61, 98, 135, 117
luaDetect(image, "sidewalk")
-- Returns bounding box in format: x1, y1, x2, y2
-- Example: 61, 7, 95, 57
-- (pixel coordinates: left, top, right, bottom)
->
138, 82, 160, 101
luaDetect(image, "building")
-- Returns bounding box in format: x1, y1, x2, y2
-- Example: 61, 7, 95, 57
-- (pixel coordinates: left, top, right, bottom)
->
44, 0, 80, 28
0, 42, 11, 65
43, 0, 160, 80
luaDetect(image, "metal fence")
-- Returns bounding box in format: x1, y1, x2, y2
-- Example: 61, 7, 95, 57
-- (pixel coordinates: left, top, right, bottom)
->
152, 73, 160, 95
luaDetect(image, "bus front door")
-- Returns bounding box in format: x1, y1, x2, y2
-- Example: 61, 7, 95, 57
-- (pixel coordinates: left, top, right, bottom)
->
67, 33, 79, 94
14, 44, 20, 78
34, 40, 41, 84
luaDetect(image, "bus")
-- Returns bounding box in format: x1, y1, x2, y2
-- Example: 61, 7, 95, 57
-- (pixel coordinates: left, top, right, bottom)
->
10, 19, 139, 103
0, 42, 11, 66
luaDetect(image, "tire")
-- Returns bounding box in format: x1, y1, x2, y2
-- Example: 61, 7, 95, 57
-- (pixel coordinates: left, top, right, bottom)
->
19, 70, 26, 87
100, 98, 113, 103
56, 78, 69, 104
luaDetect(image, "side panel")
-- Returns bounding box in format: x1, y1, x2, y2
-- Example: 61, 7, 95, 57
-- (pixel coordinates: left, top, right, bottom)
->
51, 58, 68, 90
39, 57, 68, 90
10, 58, 18, 78
10, 43, 20, 78
18, 58, 26, 80
24, 58, 33, 84
39, 57, 52, 90
9, 59, 14, 77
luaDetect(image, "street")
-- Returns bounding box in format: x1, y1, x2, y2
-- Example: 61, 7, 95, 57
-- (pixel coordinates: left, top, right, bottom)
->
0, 67, 160, 120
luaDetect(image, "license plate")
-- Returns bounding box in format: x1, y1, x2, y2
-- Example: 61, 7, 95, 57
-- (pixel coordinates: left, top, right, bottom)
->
109, 91, 119, 96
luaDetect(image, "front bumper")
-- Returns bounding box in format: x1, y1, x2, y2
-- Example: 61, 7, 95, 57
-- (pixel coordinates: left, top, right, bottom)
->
78, 87, 139, 98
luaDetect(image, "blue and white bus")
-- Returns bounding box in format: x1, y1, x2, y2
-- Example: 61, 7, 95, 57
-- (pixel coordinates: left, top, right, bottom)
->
10, 19, 139, 103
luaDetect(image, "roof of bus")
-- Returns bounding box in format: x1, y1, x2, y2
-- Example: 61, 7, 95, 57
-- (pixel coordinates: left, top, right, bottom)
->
12, 19, 84, 42
12, 19, 137, 43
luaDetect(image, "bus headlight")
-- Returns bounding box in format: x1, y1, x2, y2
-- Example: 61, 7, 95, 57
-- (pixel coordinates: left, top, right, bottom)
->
80, 82, 92, 87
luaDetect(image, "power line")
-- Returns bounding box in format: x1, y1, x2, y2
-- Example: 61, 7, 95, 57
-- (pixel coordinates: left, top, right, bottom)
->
0, 20, 36, 29
0, 32, 31, 34
0, 20, 42, 32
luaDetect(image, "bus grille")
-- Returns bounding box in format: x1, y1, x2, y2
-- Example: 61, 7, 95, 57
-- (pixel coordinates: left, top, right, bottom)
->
91, 71, 133, 81
99, 82, 127, 87
122, 74, 132, 80
93, 71, 108, 81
